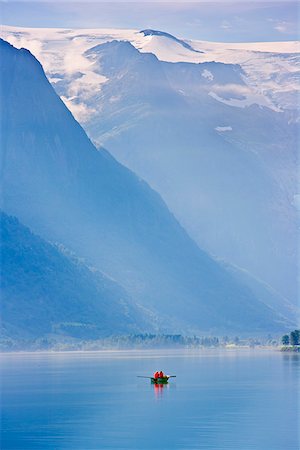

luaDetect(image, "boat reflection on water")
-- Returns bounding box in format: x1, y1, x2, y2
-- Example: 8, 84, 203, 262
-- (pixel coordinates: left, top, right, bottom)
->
153, 382, 169, 398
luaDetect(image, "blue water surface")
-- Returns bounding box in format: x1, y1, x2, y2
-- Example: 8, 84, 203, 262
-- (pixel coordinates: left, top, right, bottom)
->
0, 349, 299, 449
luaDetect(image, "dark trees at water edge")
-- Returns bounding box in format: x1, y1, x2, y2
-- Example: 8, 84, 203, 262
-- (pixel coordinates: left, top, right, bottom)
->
282, 330, 300, 346
282, 335, 289, 345
290, 330, 300, 346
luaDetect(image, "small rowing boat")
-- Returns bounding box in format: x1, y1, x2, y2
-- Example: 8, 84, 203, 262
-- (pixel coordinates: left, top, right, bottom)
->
151, 376, 169, 384
137, 375, 176, 384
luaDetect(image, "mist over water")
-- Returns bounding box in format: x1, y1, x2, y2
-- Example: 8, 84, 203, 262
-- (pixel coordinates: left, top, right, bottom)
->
1, 349, 298, 450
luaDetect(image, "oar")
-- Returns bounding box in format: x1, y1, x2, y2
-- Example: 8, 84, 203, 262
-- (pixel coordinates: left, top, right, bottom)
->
137, 375, 176, 379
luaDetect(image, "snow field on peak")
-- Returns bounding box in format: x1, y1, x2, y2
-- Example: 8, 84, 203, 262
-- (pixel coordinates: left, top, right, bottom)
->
1, 25, 299, 118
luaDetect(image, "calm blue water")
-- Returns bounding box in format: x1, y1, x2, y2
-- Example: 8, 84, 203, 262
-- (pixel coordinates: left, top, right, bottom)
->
0, 349, 299, 449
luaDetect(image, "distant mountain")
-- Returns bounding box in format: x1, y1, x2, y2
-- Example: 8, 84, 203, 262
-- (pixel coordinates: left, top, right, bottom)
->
83, 39, 297, 305
2, 26, 296, 304
140, 29, 204, 53
0, 38, 292, 334
1, 211, 145, 340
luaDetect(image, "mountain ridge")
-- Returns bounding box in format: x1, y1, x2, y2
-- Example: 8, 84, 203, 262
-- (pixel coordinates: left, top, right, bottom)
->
0, 38, 293, 336
11, 26, 294, 300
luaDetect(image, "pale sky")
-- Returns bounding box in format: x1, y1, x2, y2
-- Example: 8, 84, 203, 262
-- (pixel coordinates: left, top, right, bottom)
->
1, 1, 299, 42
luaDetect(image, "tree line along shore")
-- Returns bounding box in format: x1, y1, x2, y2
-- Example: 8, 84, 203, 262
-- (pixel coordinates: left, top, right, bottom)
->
0, 333, 294, 352
281, 329, 300, 352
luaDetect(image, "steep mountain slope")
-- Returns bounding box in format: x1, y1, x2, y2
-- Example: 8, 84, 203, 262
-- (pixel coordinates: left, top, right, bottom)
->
0, 38, 291, 333
0, 212, 145, 340
83, 40, 298, 304
2, 26, 297, 303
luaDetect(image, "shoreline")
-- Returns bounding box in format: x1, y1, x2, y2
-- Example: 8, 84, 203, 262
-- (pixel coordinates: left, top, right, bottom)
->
0, 346, 288, 357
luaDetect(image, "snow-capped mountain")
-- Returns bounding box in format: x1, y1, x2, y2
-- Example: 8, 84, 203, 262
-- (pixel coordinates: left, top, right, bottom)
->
1, 26, 298, 307
1, 38, 291, 334
2, 25, 298, 120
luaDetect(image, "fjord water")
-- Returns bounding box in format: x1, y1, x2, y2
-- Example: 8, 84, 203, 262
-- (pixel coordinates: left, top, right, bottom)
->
1, 350, 298, 450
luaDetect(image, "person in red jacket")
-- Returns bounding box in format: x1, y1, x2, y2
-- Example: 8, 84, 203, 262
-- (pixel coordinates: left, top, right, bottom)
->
154, 371, 159, 379
159, 370, 164, 378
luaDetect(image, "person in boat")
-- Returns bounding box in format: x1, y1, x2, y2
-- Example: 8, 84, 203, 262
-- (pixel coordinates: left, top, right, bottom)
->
154, 371, 165, 379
